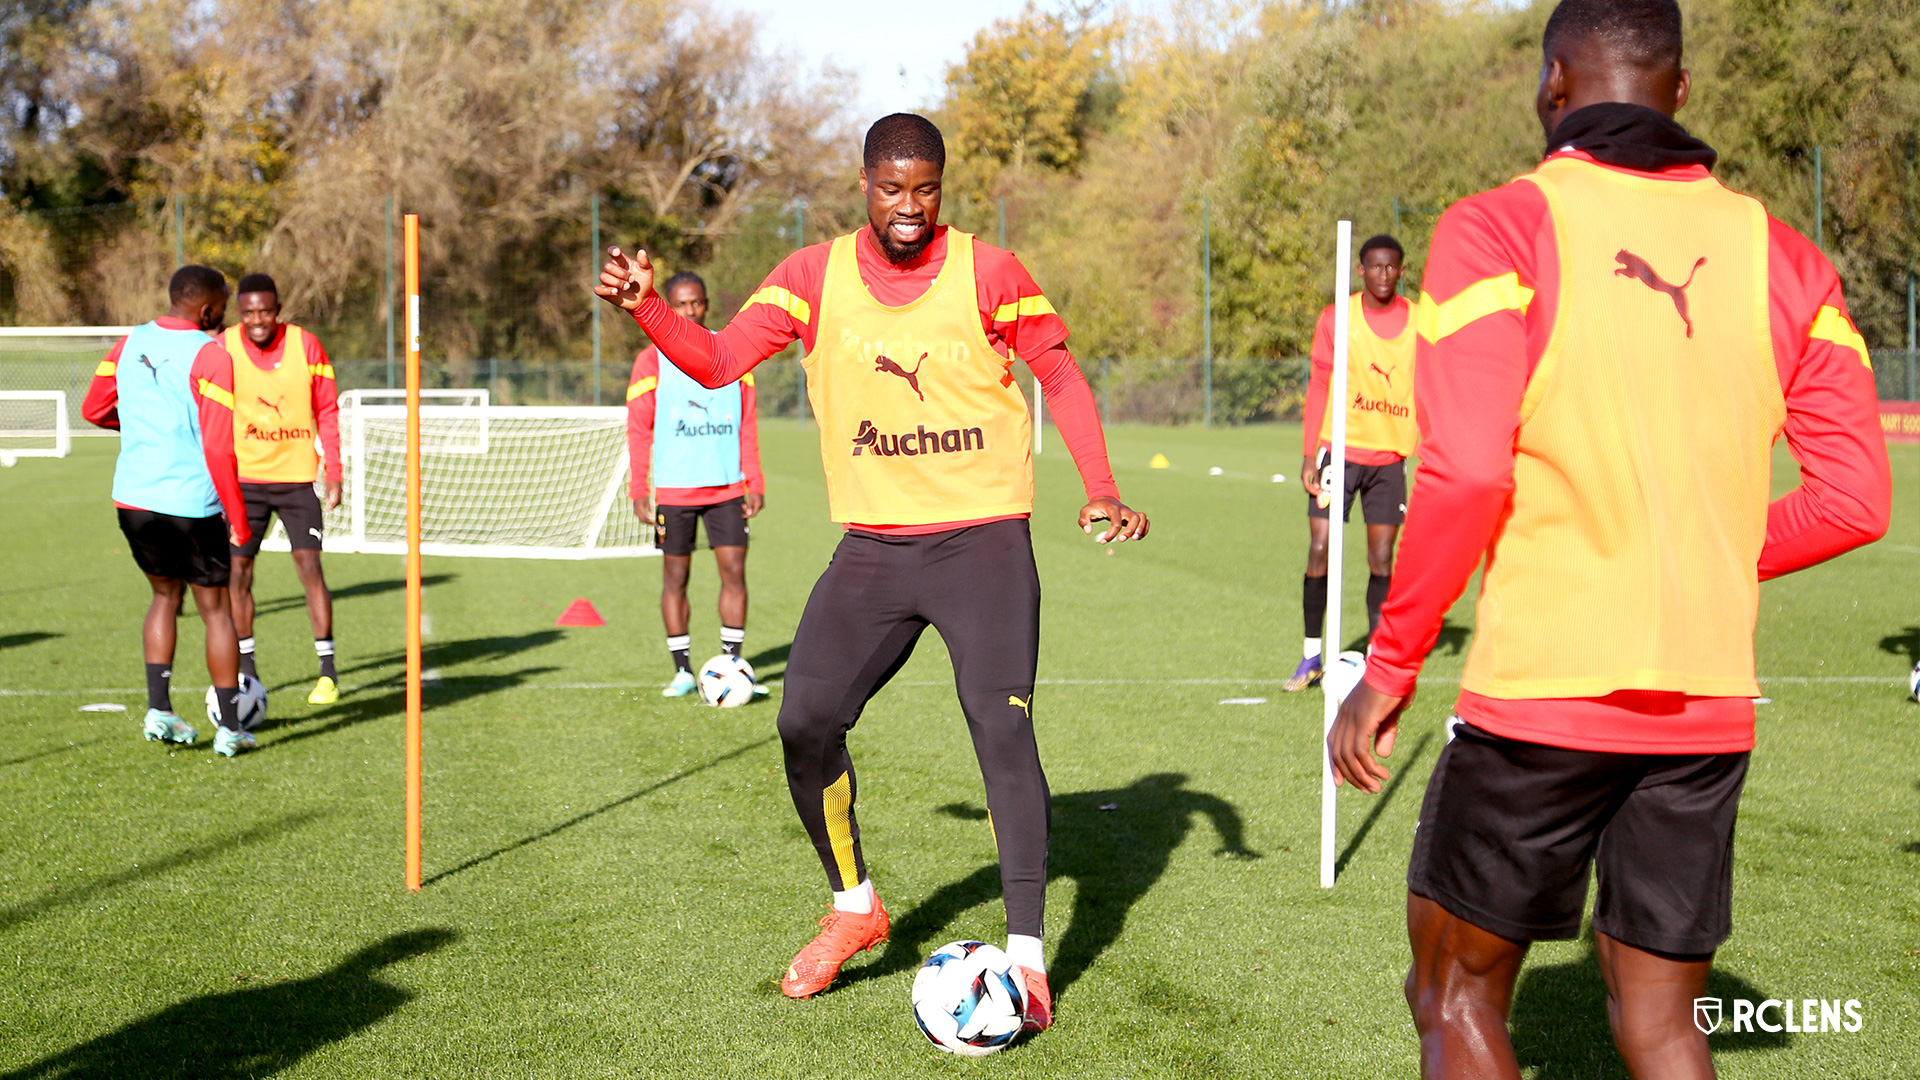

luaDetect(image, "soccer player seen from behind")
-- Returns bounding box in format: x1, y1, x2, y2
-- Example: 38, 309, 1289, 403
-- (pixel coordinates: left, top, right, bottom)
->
625, 271, 765, 697
82, 266, 259, 756
597, 113, 1149, 1032
1327, 2, 1890, 1077
1286, 235, 1415, 693
221, 273, 344, 705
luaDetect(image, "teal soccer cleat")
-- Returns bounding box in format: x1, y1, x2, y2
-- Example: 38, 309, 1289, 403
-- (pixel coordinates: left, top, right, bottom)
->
213, 726, 256, 757
142, 709, 197, 744
661, 669, 698, 698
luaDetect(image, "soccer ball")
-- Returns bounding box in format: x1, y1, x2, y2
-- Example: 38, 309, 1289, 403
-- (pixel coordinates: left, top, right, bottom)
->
205, 673, 268, 731
696, 654, 756, 707
1908, 661, 1920, 703
1323, 650, 1368, 703
910, 941, 1027, 1057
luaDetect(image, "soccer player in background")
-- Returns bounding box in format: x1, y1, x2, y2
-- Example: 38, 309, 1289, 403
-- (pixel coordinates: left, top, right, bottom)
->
597, 113, 1149, 1031
625, 271, 765, 697
1285, 235, 1416, 692
82, 266, 259, 756
1327, 1, 1890, 1076
220, 273, 344, 705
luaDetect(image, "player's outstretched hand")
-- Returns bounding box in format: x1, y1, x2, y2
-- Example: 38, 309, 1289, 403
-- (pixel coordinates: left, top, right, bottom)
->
1080, 497, 1148, 544
595, 246, 653, 312
744, 492, 765, 519
1327, 680, 1409, 794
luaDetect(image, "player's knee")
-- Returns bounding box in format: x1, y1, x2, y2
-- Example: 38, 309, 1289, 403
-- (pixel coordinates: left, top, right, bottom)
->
775, 683, 842, 750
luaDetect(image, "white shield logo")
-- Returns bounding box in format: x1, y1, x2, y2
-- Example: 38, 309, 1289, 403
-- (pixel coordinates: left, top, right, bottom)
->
1693, 997, 1723, 1035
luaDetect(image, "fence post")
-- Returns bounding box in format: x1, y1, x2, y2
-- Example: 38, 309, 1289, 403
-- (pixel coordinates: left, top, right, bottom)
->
1202, 196, 1213, 427
592, 194, 602, 406
1814, 145, 1824, 251
1909, 272, 1916, 399
172, 195, 184, 269
385, 196, 396, 389
1101, 357, 1110, 425
999, 197, 1007, 248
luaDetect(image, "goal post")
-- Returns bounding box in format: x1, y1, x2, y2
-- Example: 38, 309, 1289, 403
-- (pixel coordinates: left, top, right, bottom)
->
0, 391, 72, 458
1320, 220, 1353, 889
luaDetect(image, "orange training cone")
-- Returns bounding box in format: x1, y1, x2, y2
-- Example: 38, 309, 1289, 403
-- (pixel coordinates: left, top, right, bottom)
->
556, 599, 605, 627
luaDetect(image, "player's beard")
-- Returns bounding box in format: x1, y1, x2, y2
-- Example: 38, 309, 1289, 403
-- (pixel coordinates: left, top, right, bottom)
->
872, 221, 934, 265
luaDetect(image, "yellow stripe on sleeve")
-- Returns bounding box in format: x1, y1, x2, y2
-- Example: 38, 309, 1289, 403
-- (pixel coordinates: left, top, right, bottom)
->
992, 294, 1056, 322
1416, 272, 1535, 344
626, 375, 657, 402
741, 285, 811, 326
307, 363, 335, 380
1810, 305, 1870, 369
196, 378, 234, 409
822, 771, 860, 888
741, 372, 755, 387
95, 359, 117, 376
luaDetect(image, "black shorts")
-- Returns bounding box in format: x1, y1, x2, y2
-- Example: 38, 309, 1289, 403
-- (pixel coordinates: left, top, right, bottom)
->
233, 482, 325, 558
117, 507, 231, 587
655, 497, 749, 556
1408, 721, 1749, 956
1306, 450, 1406, 525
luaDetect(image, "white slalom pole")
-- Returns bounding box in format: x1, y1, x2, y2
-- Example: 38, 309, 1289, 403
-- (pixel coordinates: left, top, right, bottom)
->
1320, 221, 1352, 889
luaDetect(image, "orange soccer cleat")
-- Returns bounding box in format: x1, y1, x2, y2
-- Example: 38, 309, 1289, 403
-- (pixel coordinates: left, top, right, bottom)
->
780, 897, 890, 998
1018, 966, 1053, 1032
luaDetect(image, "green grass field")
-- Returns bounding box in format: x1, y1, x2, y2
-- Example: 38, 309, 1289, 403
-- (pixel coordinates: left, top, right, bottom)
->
1, 424, 1916, 1078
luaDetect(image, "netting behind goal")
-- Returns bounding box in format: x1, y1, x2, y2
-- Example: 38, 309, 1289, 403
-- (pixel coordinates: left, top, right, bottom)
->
0, 328, 133, 435
259, 402, 653, 559
0, 392, 71, 457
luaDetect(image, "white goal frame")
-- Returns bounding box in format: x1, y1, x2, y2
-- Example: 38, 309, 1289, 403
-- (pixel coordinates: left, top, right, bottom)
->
0, 390, 72, 458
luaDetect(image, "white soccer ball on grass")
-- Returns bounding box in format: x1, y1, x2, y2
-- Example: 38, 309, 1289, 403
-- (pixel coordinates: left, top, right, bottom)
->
205, 673, 268, 731
1908, 661, 1920, 703
697, 654, 756, 707
1323, 650, 1369, 704
911, 940, 1027, 1057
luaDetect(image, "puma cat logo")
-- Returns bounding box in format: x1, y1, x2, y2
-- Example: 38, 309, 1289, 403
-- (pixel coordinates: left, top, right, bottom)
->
1614, 250, 1707, 338
873, 353, 927, 400
1008, 694, 1030, 719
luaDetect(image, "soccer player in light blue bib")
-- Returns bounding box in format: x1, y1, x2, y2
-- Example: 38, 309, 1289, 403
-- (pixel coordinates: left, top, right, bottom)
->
625, 272, 765, 697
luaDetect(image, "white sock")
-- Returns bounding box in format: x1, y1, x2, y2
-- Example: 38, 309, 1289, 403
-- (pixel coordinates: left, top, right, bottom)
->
832, 879, 874, 914
1302, 637, 1322, 660
313, 638, 334, 657
238, 636, 256, 656
1005, 934, 1044, 973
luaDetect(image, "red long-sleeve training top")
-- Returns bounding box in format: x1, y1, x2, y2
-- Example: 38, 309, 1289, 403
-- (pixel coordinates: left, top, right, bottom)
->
1365, 151, 1890, 754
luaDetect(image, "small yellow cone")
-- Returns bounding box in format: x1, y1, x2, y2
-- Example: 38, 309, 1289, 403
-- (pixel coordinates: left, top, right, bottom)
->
1148, 453, 1171, 469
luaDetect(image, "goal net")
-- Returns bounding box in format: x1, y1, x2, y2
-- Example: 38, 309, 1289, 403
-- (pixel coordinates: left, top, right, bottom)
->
261, 397, 655, 559
0, 391, 71, 458
0, 327, 134, 436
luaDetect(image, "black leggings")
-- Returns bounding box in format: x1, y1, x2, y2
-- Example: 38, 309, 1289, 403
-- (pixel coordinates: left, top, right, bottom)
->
777, 519, 1050, 937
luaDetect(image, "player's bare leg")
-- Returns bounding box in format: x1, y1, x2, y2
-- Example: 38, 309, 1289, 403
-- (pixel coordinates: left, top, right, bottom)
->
143, 573, 186, 671
192, 583, 241, 689
660, 554, 696, 696
1595, 932, 1716, 1080
292, 548, 338, 702
228, 554, 259, 679
714, 545, 746, 632
1406, 893, 1528, 1080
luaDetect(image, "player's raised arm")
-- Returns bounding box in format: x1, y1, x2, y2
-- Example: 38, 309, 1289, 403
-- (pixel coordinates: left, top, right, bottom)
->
82, 338, 127, 430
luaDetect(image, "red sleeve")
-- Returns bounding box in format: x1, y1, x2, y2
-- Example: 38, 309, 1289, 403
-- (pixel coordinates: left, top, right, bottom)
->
626, 348, 658, 502
1365, 183, 1555, 697
189, 341, 250, 545
82, 338, 127, 429
1027, 342, 1120, 502
633, 246, 825, 388
975, 241, 1069, 359
305, 332, 341, 482
1301, 305, 1335, 457
1756, 218, 1891, 576
740, 374, 764, 495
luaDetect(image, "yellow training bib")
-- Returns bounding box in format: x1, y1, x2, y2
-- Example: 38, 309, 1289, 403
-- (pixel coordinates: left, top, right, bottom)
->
805, 231, 1033, 526
227, 324, 321, 483
1318, 293, 1417, 456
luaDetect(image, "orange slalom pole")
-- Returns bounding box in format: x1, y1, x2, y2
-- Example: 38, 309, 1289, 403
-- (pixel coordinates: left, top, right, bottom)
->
404, 213, 423, 891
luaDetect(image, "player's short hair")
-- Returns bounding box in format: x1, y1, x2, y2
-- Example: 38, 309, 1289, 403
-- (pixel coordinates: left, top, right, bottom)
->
1359, 234, 1404, 262
1542, 0, 1683, 69
168, 265, 228, 307
661, 271, 706, 297
863, 113, 946, 172
235, 273, 278, 297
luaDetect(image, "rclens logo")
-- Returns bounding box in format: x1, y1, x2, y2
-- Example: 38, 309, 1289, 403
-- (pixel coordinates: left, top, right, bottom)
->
1692, 997, 1863, 1035
850, 420, 985, 457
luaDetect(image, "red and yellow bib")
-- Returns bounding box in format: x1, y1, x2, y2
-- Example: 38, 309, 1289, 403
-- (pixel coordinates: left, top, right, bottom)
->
805, 230, 1033, 526
1318, 293, 1416, 456
1462, 157, 1784, 699
226, 324, 320, 483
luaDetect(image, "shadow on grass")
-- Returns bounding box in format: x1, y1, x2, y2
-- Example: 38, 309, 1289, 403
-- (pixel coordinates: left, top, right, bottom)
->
0, 928, 457, 1079
260, 668, 561, 750
836, 773, 1258, 999
325, 630, 566, 685
1335, 732, 1434, 877
423, 734, 780, 886
1510, 939, 1789, 1078
0, 812, 322, 933
746, 642, 791, 683
1, 739, 102, 769
251, 574, 457, 619
1878, 626, 1920, 665
0, 632, 61, 651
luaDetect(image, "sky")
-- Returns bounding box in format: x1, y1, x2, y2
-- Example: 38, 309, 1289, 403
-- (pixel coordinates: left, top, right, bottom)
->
714, 0, 1071, 116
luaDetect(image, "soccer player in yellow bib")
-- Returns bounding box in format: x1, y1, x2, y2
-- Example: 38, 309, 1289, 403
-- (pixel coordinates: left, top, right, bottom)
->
222, 274, 344, 705
1286, 235, 1415, 692
598, 114, 1148, 1031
